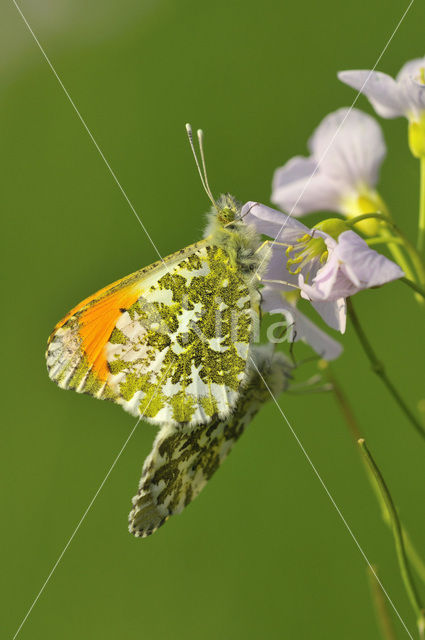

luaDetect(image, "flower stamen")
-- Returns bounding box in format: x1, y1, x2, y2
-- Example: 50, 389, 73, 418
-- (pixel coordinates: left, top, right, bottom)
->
286, 234, 328, 275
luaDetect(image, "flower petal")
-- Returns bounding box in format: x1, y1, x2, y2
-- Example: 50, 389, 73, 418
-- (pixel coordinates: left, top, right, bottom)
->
242, 201, 309, 243
335, 230, 405, 287
311, 299, 347, 333
396, 58, 425, 118
272, 155, 317, 192
261, 244, 300, 290
338, 70, 408, 118
396, 57, 425, 82
299, 231, 404, 302
271, 156, 342, 215
294, 310, 343, 360
299, 257, 352, 301
399, 75, 425, 120
308, 107, 386, 188
261, 287, 343, 360
271, 108, 386, 216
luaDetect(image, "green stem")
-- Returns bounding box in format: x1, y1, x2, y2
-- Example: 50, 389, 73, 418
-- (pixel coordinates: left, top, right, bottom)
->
418, 157, 425, 253
402, 277, 425, 300
347, 213, 393, 226
404, 529, 425, 587
358, 439, 425, 638
324, 366, 362, 441
326, 367, 425, 591
381, 230, 418, 285
367, 232, 417, 282
326, 366, 425, 588
347, 298, 425, 442
348, 213, 425, 288
367, 237, 405, 247
367, 566, 399, 640
402, 233, 425, 292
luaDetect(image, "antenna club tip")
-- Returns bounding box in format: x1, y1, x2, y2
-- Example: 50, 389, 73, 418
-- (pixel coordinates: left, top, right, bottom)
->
197, 128, 204, 136
185, 123, 192, 132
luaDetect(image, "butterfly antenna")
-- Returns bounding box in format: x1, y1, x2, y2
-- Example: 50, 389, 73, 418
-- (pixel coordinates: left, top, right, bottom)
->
185, 123, 217, 209
197, 129, 216, 207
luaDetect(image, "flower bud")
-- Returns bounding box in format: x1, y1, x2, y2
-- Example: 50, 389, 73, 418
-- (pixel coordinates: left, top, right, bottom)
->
313, 218, 350, 240
339, 189, 387, 236
408, 114, 425, 158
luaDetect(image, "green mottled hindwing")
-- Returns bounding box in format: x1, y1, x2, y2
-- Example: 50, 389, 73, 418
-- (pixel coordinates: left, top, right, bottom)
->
128, 346, 290, 537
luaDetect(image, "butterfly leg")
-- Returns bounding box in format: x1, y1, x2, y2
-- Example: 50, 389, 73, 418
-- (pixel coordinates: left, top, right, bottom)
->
254, 239, 291, 255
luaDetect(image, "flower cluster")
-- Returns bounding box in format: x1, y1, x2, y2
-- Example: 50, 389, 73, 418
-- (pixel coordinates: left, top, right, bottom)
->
240, 54, 425, 630
244, 202, 403, 334
244, 56, 425, 358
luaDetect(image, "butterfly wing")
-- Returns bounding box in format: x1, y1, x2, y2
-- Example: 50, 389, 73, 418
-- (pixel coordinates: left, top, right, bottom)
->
47, 243, 259, 425
46, 247, 194, 401
128, 346, 290, 537
128, 399, 257, 538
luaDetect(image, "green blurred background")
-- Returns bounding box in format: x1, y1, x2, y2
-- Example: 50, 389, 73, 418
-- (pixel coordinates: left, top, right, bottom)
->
2, 1, 425, 638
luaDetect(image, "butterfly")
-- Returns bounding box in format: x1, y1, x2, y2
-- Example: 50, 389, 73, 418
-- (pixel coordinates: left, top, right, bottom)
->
129, 345, 290, 537
46, 125, 271, 426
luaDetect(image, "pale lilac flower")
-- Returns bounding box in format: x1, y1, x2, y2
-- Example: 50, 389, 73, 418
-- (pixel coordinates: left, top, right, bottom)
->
271, 108, 387, 233
299, 230, 404, 301
339, 58, 425, 157
339, 58, 425, 120
243, 202, 404, 332
261, 287, 343, 361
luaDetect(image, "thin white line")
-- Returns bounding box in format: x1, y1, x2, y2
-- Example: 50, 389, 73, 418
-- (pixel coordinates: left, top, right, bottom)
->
253, 0, 416, 278
11, 417, 142, 639
250, 356, 414, 639
251, 8, 417, 633
10, 0, 415, 636
11, 0, 166, 267
12, 363, 172, 639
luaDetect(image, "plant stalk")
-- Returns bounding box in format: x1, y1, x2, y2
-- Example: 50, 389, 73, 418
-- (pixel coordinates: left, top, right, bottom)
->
347, 298, 425, 442
358, 439, 425, 638
401, 277, 425, 300
326, 366, 425, 588
367, 566, 399, 640
349, 213, 425, 290
418, 156, 425, 253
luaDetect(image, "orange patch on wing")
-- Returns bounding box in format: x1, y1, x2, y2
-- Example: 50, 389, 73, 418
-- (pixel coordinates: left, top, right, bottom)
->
79, 284, 142, 381
53, 274, 137, 332
53, 277, 142, 382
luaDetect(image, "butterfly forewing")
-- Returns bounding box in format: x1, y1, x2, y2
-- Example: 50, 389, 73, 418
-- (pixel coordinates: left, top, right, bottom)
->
47, 241, 259, 426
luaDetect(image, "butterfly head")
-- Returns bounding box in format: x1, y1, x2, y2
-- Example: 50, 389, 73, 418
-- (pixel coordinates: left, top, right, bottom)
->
203, 195, 270, 280
216, 193, 238, 225
203, 193, 243, 239
215, 194, 244, 229
185, 124, 271, 280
